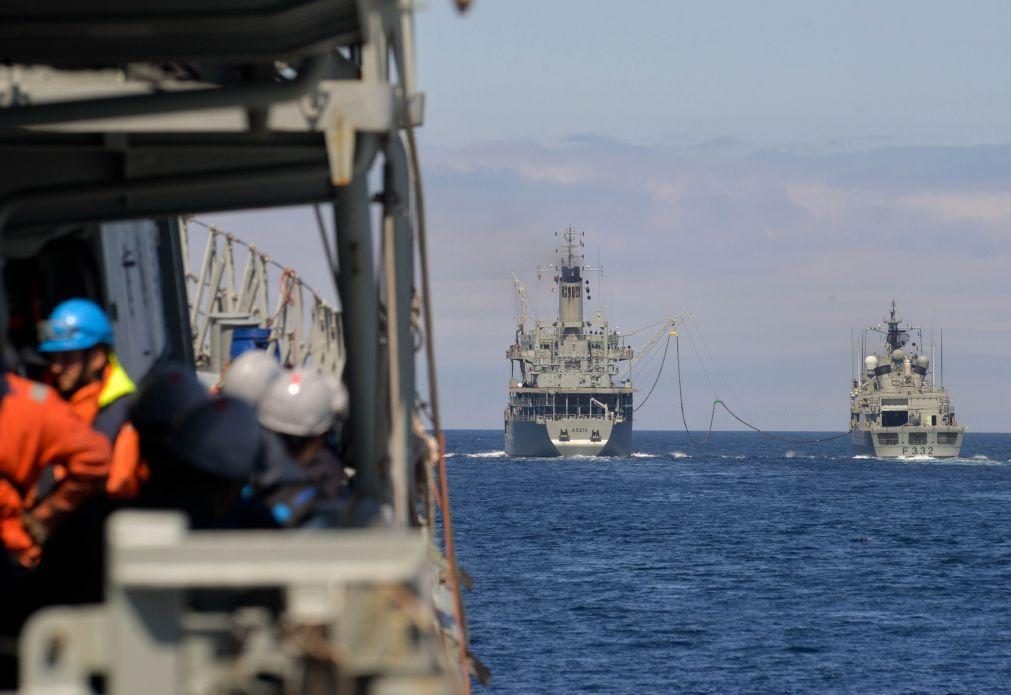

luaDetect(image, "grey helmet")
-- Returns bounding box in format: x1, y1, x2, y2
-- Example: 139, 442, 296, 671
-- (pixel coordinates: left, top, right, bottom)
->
325, 374, 349, 417
258, 368, 341, 437
221, 349, 281, 406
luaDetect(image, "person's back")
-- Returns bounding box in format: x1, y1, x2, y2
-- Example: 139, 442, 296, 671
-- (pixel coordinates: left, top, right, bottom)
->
0, 370, 113, 689
0, 372, 111, 568
135, 393, 276, 530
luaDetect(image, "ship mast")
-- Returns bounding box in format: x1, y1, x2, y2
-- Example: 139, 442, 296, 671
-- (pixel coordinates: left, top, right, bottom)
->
556, 226, 586, 334
885, 299, 904, 352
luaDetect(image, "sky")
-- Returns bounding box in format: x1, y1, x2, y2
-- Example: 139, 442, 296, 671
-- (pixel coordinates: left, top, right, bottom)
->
208, 1, 1011, 431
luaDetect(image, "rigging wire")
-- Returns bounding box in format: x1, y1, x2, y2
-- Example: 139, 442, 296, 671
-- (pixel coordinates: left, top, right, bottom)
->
682, 324, 719, 399
633, 333, 670, 412
669, 331, 849, 445
405, 125, 472, 693
630, 333, 666, 383
620, 317, 669, 338
674, 334, 717, 444
689, 318, 755, 422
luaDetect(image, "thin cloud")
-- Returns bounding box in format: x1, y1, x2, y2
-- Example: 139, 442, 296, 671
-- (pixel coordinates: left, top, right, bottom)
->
423, 137, 1011, 431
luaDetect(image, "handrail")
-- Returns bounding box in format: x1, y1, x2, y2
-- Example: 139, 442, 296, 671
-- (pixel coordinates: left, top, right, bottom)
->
181, 217, 344, 375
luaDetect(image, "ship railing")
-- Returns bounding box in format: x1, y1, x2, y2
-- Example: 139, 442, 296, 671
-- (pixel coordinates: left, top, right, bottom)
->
182, 218, 345, 377
20, 512, 457, 694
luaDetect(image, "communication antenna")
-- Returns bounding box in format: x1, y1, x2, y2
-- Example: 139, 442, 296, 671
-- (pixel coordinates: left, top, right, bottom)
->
931, 335, 936, 387
851, 327, 855, 382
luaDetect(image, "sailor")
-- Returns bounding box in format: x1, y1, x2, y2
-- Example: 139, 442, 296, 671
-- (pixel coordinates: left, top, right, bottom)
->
0, 364, 114, 695
252, 368, 349, 526
37, 299, 145, 499
218, 350, 315, 524
0, 368, 112, 569
130, 362, 210, 462
220, 348, 282, 407
136, 393, 275, 529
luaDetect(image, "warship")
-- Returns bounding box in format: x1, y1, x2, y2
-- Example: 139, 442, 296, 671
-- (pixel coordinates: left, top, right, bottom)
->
850, 302, 964, 458
505, 228, 634, 456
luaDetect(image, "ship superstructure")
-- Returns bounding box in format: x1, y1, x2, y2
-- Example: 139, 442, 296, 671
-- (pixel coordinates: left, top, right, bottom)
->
850, 302, 964, 458
505, 228, 633, 456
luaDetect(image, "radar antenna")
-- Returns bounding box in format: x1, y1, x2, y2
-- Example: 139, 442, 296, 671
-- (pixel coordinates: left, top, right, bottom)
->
885, 299, 907, 351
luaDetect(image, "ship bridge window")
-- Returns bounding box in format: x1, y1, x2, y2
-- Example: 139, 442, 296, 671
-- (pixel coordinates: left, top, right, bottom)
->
881, 411, 909, 427
938, 432, 959, 445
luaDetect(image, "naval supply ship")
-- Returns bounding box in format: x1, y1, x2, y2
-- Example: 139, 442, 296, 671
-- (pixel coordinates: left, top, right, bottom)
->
850, 302, 964, 458
505, 228, 634, 456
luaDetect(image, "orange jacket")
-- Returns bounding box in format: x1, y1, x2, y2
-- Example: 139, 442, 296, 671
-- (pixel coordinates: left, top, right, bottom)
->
0, 373, 112, 566
61, 356, 147, 499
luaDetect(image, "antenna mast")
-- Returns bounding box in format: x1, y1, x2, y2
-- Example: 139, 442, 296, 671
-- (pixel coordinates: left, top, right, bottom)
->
940, 327, 944, 388
511, 273, 528, 331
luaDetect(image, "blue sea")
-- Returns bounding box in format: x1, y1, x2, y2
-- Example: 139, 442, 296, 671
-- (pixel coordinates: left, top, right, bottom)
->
445, 430, 1011, 693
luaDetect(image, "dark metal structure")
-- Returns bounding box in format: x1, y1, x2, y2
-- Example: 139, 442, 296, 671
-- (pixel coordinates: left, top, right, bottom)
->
0, 2, 473, 691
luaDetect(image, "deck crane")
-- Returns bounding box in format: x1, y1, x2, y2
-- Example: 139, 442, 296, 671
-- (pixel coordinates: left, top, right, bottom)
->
618, 313, 691, 380
511, 272, 530, 336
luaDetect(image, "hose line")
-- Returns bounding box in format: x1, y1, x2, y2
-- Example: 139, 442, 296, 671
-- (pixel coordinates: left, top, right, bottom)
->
670, 333, 849, 445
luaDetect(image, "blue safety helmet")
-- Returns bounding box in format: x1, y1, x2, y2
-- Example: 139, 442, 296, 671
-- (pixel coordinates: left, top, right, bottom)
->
38, 298, 114, 353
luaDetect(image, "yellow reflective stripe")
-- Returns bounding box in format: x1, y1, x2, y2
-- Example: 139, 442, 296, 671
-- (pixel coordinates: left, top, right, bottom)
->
98, 353, 136, 408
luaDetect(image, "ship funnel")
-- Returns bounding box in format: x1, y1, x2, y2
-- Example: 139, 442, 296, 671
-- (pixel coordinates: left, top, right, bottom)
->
558, 263, 584, 330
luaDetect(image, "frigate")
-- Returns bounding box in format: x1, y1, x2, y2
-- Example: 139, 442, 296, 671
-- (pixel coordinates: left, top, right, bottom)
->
850, 302, 964, 458
505, 228, 634, 456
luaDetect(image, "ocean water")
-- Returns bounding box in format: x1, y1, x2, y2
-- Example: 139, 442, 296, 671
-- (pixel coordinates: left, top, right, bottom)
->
445, 430, 1011, 693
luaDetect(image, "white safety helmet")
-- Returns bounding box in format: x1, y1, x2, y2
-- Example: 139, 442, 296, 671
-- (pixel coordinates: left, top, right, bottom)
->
258, 368, 342, 437
221, 349, 282, 406
325, 374, 349, 417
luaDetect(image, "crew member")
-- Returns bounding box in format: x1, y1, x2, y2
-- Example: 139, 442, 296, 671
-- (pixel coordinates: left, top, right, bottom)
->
38, 298, 144, 498
253, 368, 349, 526
0, 370, 111, 568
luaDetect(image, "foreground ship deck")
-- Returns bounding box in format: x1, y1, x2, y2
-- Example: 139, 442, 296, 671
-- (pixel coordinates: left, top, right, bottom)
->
850, 302, 965, 458
505, 228, 633, 457
0, 2, 475, 691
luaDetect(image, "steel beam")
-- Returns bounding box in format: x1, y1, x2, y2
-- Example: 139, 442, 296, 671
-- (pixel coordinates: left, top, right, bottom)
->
383, 135, 415, 525
335, 136, 380, 501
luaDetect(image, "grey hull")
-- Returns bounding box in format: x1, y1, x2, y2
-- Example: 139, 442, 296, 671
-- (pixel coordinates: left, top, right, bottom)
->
850, 428, 963, 459
505, 418, 633, 457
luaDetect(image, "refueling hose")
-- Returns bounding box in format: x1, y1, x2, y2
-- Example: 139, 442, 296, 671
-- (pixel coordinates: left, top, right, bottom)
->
671, 332, 850, 445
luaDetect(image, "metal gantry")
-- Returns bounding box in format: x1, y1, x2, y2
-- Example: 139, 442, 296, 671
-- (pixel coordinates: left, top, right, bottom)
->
182, 217, 345, 377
